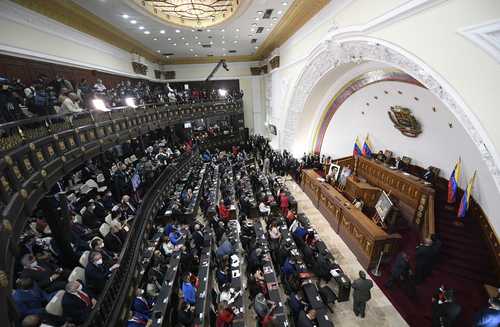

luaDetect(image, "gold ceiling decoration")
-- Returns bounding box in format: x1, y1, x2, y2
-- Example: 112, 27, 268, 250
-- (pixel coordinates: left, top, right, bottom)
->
136, 0, 240, 28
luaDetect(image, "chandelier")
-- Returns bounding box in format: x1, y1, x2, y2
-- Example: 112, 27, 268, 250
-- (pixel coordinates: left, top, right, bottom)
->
135, 0, 240, 28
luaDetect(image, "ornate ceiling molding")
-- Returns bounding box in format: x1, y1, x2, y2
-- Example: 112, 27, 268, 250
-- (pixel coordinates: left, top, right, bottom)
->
12, 0, 163, 63
458, 19, 500, 64
280, 37, 500, 197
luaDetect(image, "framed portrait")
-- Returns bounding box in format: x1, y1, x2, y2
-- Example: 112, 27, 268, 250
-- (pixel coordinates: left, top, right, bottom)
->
328, 163, 341, 183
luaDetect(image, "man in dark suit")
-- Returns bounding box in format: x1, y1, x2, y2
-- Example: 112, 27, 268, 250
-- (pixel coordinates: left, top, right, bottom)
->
82, 204, 101, 229
385, 252, 410, 289
85, 251, 119, 296
296, 308, 317, 327
351, 271, 374, 318
440, 290, 462, 327
393, 157, 407, 171
62, 280, 96, 325
20, 254, 66, 293
415, 238, 434, 284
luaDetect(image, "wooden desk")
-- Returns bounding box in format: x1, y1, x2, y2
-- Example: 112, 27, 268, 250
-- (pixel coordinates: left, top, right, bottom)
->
344, 175, 381, 208
355, 156, 436, 237
301, 169, 401, 269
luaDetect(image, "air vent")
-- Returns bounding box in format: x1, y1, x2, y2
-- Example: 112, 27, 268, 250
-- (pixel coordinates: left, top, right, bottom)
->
202, 44, 212, 48
256, 27, 264, 33
263, 9, 273, 19
162, 53, 174, 56
229, 50, 237, 53
251, 39, 257, 44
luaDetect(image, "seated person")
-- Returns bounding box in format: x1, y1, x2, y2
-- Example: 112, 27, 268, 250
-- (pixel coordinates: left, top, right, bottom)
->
181, 274, 197, 305
12, 277, 48, 319
62, 281, 96, 325
177, 301, 195, 327
392, 156, 407, 171
474, 297, 500, 327
375, 151, 386, 162
218, 200, 230, 221
85, 251, 119, 296
216, 301, 234, 327
131, 288, 151, 318
297, 308, 317, 327
259, 201, 271, 217
19, 254, 66, 293
104, 221, 126, 253
216, 239, 234, 259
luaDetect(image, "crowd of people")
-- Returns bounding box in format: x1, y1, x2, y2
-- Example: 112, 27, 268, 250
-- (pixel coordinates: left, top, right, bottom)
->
11, 132, 191, 327
0, 73, 243, 123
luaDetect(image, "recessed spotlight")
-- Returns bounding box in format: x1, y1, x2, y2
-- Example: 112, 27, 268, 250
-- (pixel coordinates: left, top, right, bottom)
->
207, 29, 211, 32
191, 29, 195, 32
130, 20, 137, 24
250, 28, 255, 32
156, 50, 161, 53
256, 17, 260, 21
255, 46, 259, 49
153, 37, 158, 40
160, 30, 165, 34
181, 37, 185, 40
223, 53, 226, 56
272, 17, 277, 20
190, 49, 193, 52
175, 29, 181, 33
266, 28, 271, 31
221, 40, 225, 44
144, 31, 150, 34
278, 10, 283, 15
257, 11, 264, 15
221, 29, 225, 32
166, 56, 170, 58
194, 36, 199, 39
234, 40, 238, 43
195, 54, 198, 57
185, 42, 189, 45
172, 43, 177, 46
210, 41, 213, 44
167, 37, 172, 41
282, 1, 288, 5
122, 14, 129, 19
139, 26, 145, 30
252, 23, 257, 27
235, 28, 240, 32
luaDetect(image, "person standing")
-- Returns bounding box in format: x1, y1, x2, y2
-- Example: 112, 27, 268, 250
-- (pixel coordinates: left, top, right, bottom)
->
351, 270, 373, 318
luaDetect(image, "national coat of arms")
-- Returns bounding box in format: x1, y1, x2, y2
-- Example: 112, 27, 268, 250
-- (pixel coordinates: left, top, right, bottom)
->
388, 106, 422, 137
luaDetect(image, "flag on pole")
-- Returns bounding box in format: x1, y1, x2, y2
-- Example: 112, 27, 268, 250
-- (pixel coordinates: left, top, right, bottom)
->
447, 158, 461, 204
362, 135, 373, 158
457, 171, 477, 218
353, 137, 362, 156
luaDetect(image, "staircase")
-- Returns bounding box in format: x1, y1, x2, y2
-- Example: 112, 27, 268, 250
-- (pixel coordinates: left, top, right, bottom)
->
434, 183, 497, 285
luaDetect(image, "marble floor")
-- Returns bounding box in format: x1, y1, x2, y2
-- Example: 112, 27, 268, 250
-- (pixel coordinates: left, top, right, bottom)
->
285, 179, 408, 327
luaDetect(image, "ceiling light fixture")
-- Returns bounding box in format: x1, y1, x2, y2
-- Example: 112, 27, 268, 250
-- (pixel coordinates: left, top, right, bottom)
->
234, 40, 238, 43
185, 42, 189, 45
167, 37, 172, 41
172, 43, 177, 46
122, 14, 129, 19
257, 11, 264, 15
278, 10, 283, 15
282, 2, 288, 5
207, 29, 211, 32
235, 28, 240, 32
221, 29, 225, 32
194, 36, 199, 39
153, 37, 158, 40
221, 40, 225, 44
139, 26, 145, 30
250, 28, 255, 32
157, 50, 161, 53
181, 37, 185, 40
144, 31, 150, 34
130, 20, 137, 24
190, 49, 194, 52
160, 30, 165, 34
175, 29, 181, 33
255, 17, 260, 21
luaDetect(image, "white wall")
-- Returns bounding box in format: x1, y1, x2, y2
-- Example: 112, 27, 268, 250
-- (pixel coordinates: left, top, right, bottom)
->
0, 1, 160, 80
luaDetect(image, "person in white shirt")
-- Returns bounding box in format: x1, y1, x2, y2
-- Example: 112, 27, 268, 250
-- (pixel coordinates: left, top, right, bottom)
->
259, 201, 271, 217
59, 93, 83, 114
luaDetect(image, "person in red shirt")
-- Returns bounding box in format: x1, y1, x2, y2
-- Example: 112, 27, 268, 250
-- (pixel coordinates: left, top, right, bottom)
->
218, 200, 230, 221
279, 192, 289, 218
216, 301, 234, 327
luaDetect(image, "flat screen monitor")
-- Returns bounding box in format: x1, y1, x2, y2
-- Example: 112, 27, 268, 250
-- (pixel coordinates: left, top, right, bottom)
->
375, 191, 393, 221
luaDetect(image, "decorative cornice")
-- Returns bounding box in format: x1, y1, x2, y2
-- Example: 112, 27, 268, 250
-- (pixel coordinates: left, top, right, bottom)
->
11, 0, 162, 63
255, 0, 331, 60
458, 19, 500, 64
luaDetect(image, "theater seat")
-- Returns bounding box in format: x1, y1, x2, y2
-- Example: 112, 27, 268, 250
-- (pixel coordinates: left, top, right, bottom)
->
68, 266, 86, 283
45, 290, 65, 316
99, 223, 110, 237
79, 251, 90, 267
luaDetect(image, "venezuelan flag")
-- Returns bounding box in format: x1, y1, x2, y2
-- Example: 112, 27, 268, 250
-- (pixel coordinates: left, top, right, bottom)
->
353, 137, 362, 156
458, 171, 476, 218
362, 135, 373, 158
447, 158, 461, 204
